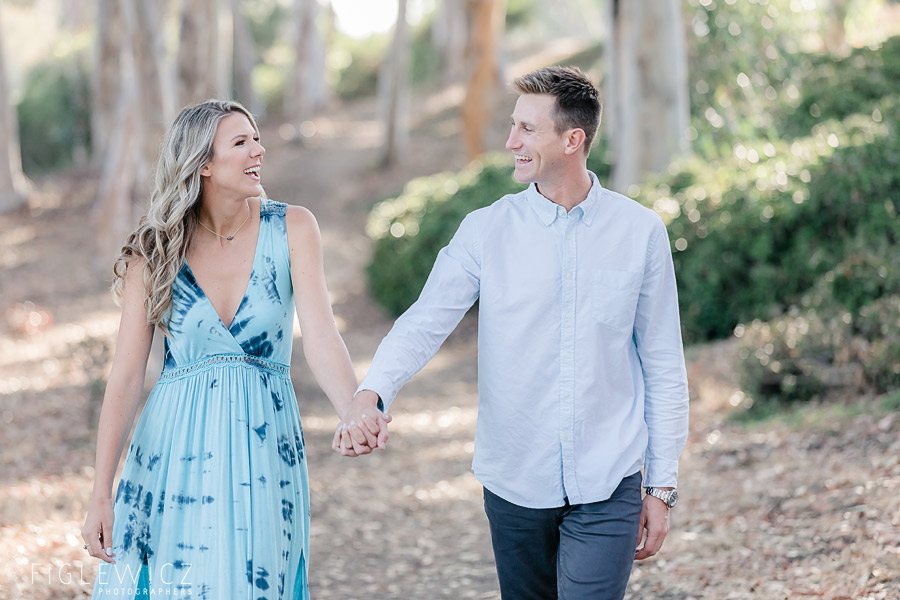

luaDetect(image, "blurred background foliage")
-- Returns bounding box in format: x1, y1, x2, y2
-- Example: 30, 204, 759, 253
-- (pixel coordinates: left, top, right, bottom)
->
364, 0, 900, 416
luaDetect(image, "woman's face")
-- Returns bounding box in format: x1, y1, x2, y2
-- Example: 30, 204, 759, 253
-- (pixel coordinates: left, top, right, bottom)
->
200, 112, 266, 201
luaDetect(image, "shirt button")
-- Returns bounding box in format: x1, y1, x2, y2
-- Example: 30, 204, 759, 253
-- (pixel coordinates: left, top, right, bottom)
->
566, 273, 572, 280
565, 312, 572, 319
566, 234, 572, 240
563, 433, 570, 440
564, 393, 571, 399
584, 218, 592, 224
563, 352, 571, 359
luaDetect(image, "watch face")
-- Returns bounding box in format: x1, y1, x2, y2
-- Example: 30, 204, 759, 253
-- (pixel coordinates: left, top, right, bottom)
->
667, 490, 678, 507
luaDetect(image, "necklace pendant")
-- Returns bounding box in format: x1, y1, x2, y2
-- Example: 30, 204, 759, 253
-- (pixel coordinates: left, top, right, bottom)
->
226, 235, 234, 241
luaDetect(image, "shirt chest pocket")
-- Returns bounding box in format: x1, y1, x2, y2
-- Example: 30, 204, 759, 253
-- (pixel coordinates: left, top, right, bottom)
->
591, 270, 642, 330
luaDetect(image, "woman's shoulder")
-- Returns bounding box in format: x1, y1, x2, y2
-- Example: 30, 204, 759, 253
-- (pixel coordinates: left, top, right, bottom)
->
280, 203, 320, 247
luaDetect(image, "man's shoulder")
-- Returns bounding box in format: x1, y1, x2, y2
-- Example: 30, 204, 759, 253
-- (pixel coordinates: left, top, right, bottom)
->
466, 187, 530, 221
599, 186, 663, 227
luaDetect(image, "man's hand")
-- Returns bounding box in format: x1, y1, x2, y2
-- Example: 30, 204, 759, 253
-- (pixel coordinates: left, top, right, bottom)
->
635, 493, 670, 560
332, 390, 391, 457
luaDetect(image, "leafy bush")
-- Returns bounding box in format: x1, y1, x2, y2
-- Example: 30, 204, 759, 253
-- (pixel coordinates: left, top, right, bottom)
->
638, 100, 900, 342
17, 49, 92, 174
331, 33, 390, 100
737, 244, 900, 413
777, 36, 900, 139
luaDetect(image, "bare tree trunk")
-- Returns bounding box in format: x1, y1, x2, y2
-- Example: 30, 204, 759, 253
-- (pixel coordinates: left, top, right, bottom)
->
432, 0, 468, 85
380, 0, 410, 168
284, 0, 327, 131
461, 0, 507, 161
92, 0, 121, 165
824, 0, 849, 54
0, 2, 32, 214
607, 0, 689, 192
215, 0, 234, 99
232, 0, 262, 116
178, 0, 217, 106
132, 0, 175, 168
93, 0, 167, 267
93, 82, 140, 267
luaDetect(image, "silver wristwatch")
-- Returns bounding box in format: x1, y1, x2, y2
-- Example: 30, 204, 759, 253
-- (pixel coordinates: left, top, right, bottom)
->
644, 487, 678, 509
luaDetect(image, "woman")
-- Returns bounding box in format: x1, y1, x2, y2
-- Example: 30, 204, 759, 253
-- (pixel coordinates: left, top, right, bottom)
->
81, 100, 388, 597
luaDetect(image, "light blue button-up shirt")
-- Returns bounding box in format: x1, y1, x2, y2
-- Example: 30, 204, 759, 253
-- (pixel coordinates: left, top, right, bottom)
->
359, 173, 689, 509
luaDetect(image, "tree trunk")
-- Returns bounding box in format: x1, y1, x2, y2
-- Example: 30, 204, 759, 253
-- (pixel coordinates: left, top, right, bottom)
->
132, 0, 175, 167
432, 0, 468, 85
461, 0, 507, 162
92, 0, 157, 267
232, 0, 262, 116
92, 0, 121, 165
379, 0, 410, 167
607, 0, 689, 192
824, 0, 849, 55
284, 0, 327, 132
177, 0, 218, 106
214, 0, 234, 99
0, 2, 32, 214
61, 0, 93, 32
93, 81, 140, 268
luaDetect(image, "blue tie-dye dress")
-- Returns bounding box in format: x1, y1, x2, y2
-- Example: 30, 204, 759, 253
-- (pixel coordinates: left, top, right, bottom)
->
93, 199, 310, 599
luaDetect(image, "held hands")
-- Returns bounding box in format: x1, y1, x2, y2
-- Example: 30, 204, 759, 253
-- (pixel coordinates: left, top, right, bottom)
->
635, 493, 670, 560
332, 390, 392, 457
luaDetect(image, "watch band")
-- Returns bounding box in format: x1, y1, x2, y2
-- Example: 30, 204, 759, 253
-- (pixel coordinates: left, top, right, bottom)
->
644, 487, 678, 508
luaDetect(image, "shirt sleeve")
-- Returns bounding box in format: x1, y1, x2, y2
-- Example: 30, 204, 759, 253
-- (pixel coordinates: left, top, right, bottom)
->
357, 211, 482, 410
633, 218, 690, 488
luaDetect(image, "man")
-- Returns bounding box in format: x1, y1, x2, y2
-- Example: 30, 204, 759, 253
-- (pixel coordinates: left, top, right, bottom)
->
336, 66, 689, 599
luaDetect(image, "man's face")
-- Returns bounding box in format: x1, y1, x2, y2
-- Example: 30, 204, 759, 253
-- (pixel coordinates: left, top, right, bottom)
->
505, 94, 567, 186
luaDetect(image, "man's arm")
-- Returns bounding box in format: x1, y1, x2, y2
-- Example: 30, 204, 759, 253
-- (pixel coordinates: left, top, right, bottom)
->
335, 211, 484, 456
632, 218, 690, 558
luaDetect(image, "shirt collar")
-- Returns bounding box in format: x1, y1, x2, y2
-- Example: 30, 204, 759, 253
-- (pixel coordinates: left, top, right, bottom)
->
525, 171, 603, 227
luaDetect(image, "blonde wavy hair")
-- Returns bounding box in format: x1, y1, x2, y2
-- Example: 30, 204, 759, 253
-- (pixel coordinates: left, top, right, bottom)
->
111, 100, 260, 335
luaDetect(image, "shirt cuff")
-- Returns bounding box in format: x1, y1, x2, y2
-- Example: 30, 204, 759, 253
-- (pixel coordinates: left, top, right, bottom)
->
643, 458, 679, 489
355, 376, 398, 413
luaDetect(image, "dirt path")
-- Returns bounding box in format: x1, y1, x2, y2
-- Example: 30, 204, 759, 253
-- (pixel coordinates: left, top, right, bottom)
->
1, 87, 898, 598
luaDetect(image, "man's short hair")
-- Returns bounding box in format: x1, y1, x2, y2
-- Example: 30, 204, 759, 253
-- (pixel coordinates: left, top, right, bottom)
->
512, 66, 601, 155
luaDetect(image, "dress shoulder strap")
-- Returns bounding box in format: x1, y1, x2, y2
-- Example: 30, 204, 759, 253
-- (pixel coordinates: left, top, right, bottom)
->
257, 198, 292, 274
259, 197, 288, 218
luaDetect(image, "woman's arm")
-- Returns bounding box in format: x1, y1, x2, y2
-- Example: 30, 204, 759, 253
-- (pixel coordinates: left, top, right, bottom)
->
81, 259, 154, 563
285, 206, 388, 451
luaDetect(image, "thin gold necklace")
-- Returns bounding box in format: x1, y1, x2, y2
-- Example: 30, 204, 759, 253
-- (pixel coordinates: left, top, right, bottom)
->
198, 204, 251, 241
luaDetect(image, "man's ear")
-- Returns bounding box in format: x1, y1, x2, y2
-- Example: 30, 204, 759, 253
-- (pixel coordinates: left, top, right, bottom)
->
564, 129, 586, 155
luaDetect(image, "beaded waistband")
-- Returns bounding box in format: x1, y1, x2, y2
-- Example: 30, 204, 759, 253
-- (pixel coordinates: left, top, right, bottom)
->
159, 353, 290, 381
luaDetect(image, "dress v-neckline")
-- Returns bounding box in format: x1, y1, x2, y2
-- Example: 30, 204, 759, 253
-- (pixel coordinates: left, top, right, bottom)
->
183, 202, 264, 332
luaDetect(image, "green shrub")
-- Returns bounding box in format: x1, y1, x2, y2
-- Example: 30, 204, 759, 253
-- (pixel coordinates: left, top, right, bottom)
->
17, 48, 92, 174
332, 33, 389, 100
737, 243, 900, 413
778, 36, 900, 139
634, 97, 900, 343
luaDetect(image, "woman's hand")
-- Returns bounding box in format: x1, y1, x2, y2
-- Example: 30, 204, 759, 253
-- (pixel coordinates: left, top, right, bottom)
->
332, 390, 391, 456
82, 496, 116, 564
